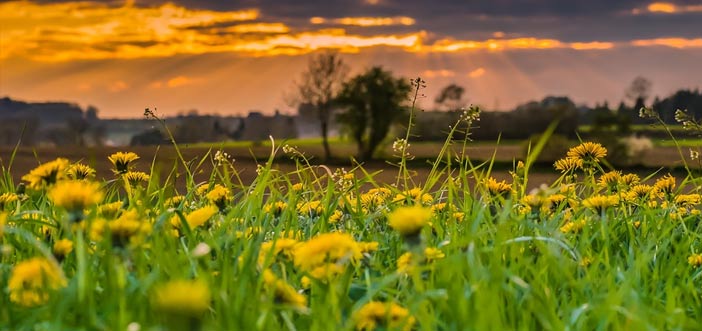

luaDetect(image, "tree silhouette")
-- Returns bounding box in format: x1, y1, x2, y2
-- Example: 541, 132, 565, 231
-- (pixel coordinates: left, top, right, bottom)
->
293, 52, 349, 161
336, 67, 410, 161
434, 83, 466, 111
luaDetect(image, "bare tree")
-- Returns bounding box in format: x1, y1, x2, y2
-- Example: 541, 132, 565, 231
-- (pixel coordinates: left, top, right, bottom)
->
293, 52, 349, 160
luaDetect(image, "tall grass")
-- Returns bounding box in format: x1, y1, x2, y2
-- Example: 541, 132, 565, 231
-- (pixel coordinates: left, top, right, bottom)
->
1, 107, 702, 331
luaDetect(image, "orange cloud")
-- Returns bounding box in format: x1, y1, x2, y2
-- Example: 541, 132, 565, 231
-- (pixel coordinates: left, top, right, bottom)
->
150, 76, 196, 88
422, 69, 455, 78
467, 68, 486, 78
7, 1, 700, 62
430, 38, 563, 52
570, 42, 615, 50
309, 16, 416, 26
631, 38, 702, 48
222, 23, 290, 34
108, 81, 129, 93
633, 2, 702, 14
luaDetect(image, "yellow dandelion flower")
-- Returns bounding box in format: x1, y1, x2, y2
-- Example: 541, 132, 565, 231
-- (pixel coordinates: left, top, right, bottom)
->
165, 195, 185, 208
109, 210, 151, 247
358, 241, 379, 254
424, 247, 445, 261
293, 233, 362, 277
98, 201, 124, 218
397, 248, 444, 274
582, 194, 619, 213
0, 192, 19, 210
353, 301, 415, 331
675, 194, 701, 207
387, 205, 432, 237
560, 219, 588, 234
521, 194, 550, 212
152, 279, 211, 317
397, 252, 414, 274
205, 184, 230, 209
123, 171, 150, 185
263, 201, 288, 216
620, 173, 640, 187
485, 177, 512, 198
8, 257, 67, 307
48, 180, 104, 213
328, 209, 344, 224
393, 188, 433, 205
367, 187, 392, 198
431, 202, 452, 214
654, 174, 676, 196
0, 212, 6, 237
22, 158, 70, 190
67, 163, 96, 180
235, 226, 262, 239
258, 238, 300, 266
625, 184, 655, 202
598, 171, 621, 191
554, 157, 583, 173
194, 184, 211, 196
108, 152, 139, 174
360, 192, 386, 208
296, 200, 323, 217
52, 239, 74, 259
171, 205, 219, 230
566, 142, 607, 163
689, 254, 702, 267
580, 257, 593, 267
546, 194, 567, 207
290, 183, 304, 192
262, 270, 307, 311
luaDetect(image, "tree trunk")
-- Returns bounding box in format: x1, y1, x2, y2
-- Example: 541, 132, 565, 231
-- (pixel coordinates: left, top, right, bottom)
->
319, 107, 332, 161
321, 120, 331, 161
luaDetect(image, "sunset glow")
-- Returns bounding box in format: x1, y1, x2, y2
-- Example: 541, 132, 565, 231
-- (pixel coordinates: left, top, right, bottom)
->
0, 0, 700, 118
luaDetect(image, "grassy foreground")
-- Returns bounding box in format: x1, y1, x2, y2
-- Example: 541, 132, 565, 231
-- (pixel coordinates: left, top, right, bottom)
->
2, 111, 702, 330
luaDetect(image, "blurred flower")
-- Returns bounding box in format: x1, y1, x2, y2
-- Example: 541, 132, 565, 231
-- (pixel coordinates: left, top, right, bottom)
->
152, 279, 211, 317
387, 205, 431, 237
582, 195, 619, 213
296, 200, 323, 217
353, 301, 415, 331
258, 238, 300, 266
165, 195, 185, 208
48, 180, 104, 215
688, 254, 702, 267
262, 270, 307, 311
52, 238, 74, 260
8, 257, 66, 306
22, 158, 70, 190
264, 201, 288, 217
109, 210, 151, 247
0, 192, 19, 210
394, 187, 433, 206
171, 205, 219, 231
293, 233, 361, 279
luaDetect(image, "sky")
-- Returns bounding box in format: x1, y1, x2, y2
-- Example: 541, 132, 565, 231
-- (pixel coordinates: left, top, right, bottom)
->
1, 0, 701, 118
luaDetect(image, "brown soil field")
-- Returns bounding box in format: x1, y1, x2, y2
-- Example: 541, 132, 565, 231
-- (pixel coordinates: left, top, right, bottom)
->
0, 142, 693, 192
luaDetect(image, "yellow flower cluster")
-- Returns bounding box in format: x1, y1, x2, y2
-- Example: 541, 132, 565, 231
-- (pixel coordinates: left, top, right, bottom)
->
8, 257, 67, 306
